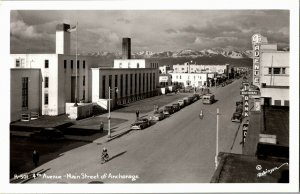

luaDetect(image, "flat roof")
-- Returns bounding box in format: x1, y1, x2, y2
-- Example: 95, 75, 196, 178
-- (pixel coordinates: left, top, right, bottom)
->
211, 152, 289, 183
243, 106, 289, 156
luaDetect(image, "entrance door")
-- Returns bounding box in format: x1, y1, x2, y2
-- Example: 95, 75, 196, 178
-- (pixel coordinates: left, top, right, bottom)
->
264, 97, 272, 106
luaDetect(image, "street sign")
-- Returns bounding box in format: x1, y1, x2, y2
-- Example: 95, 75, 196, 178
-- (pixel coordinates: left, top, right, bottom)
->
242, 124, 248, 146
240, 90, 260, 95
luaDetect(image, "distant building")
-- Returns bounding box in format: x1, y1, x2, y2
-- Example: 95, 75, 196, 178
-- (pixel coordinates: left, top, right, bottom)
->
170, 72, 212, 88
159, 74, 172, 87
173, 62, 229, 75
122, 38, 131, 59
159, 65, 171, 74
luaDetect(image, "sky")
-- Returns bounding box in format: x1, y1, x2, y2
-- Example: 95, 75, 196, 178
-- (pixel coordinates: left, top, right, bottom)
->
10, 10, 289, 54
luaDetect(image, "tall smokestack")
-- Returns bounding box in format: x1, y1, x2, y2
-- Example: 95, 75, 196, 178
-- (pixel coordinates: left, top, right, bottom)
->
56, 23, 71, 55
122, 38, 131, 59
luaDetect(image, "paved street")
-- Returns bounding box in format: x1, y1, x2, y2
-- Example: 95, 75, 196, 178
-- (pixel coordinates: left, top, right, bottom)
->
28, 79, 243, 183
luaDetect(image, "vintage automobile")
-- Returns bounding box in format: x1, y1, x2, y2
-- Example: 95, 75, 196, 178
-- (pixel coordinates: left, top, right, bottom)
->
163, 106, 175, 117
152, 110, 165, 121
172, 103, 180, 112
30, 127, 64, 141
231, 112, 243, 123
202, 94, 215, 104
178, 99, 185, 108
193, 93, 201, 100
130, 118, 150, 130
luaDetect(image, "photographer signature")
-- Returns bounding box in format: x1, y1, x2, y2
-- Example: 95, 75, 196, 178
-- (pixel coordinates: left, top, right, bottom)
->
256, 163, 288, 178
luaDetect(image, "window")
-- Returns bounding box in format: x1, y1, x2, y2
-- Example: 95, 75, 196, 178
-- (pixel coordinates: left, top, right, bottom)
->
125, 74, 128, 96
150, 73, 152, 91
135, 74, 137, 93
268, 68, 272, 74
143, 73, 145, 92
282, 68, 286, 74
180, 75, 181, 79
130, 74, 133, 94
115, 75, 118, 97
137, 63, 139, 68
44, 93, 49, 105
273, 68, 280, 74
128, 62, 130, 68
22, 77, 28, 109
83, 60, 86, 69
16, 59, 20, 67
274, 100, 281, 106
120, 75, 123, 97
83, 90, 85, 100
153, 73, 155, 89
284, 100, 289, 106
109, 75, 112, 88
77, 60, 79, 69
83, 76, 85, 86
45, 60, 49, 68
44, 77, 49, 88
182, 68, 184, 70
119, 63, 122, 68
64, 60, 67, 69
102, 76, 106, 98
71, 60, 73, 69
139, 73, 141, 93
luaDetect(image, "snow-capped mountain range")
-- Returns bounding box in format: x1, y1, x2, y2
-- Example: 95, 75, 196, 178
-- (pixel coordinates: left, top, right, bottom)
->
87, 48, 253, 59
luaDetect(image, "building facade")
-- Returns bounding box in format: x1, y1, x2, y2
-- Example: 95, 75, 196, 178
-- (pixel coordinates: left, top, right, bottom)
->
170, 72, 210, 88
172, 62, 229, 75
251, 34, 289, 106
10, 23, 159, 121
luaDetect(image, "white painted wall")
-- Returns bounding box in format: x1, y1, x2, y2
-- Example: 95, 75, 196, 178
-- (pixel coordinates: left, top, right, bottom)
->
170, 72, 208, 87
114, 59, 146, 68
10, 69, 41, 122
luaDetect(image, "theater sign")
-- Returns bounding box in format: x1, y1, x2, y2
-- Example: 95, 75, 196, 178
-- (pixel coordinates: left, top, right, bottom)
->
252, 34, 262, 88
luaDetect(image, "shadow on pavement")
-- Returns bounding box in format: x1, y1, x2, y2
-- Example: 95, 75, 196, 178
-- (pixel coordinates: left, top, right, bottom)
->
108, 151, 127, 162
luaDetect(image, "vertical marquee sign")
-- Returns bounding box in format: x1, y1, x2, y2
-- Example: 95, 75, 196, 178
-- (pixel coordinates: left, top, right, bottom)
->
252, 34, 262, 88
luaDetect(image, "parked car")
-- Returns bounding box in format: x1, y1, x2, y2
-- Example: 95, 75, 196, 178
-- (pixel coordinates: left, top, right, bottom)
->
178, 99, 185, 108
172, 103, 180, 112
152, 110, 165, 121
30, 128, 64, 141
231, 112, 243, 123
188, 96, 195, 103
202, 94, 215, 104
183, 97, 191, 105
193, 93, 201, 100
163, 106, 174, 117
130, 118, 150, 130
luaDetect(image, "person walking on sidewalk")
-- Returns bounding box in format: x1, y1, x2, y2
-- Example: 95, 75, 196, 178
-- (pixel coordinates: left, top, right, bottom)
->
99, 121, 104, 133
32, 149, 39, 167
136, 110, 140, 120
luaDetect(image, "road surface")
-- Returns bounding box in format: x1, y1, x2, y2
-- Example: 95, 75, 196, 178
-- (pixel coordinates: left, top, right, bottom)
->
29, 78, 243, 183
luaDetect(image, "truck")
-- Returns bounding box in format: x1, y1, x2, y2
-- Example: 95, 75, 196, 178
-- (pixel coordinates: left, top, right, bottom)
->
202, 94, 215, 104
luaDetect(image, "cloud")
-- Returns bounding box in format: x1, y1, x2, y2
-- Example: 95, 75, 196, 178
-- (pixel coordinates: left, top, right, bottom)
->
181, 25, 201, 33
117, 17, 130, 24
165, 28, 177, 34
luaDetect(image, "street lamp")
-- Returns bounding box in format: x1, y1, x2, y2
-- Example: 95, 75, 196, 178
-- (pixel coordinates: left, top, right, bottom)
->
199, 108, 220, 169
108, 86, 118, 138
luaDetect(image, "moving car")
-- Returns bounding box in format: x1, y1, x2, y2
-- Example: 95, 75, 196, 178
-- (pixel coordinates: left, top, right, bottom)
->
152, 110, 165, 121
231, 112, 243, 123
202, 94, 215, 104
130, 118, 150, 130
172, 103, 180, 112
30, 127, 64, 141
163, 106, 174, 117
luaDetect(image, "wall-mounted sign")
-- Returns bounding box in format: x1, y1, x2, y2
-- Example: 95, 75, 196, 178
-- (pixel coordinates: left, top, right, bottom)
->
252, 34, 262, 88
243, 95, 249, 117
254, 98, 261, 111
242, 124, 248, 146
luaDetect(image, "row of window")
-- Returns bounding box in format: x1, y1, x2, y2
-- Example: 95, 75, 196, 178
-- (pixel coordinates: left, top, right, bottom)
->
268, 67, 287, 75
119, 62, 140, 68
64, 60, 86, 69
175, 75, 202, 79
150, 63, 159, 68
102, 73, 156, 99
43, 76, 85, 88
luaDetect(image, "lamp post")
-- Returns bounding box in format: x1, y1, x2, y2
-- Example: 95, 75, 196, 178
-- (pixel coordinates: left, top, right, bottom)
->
199, 108, 220, 169
108, 86, 118, 138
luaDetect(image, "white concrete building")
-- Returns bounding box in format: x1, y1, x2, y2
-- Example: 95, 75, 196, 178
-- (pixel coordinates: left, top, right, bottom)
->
10, 24, 159, 121
251, 34, 289, 106
159, 65, 171, 74
172, 62, 229, 75
259, 51, 289, 106
159, 74, 172, 87
170, 72, 209, 88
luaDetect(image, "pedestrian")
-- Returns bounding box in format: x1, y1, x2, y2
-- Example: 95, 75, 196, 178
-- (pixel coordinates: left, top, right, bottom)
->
136, 110, 140, 119
32, 149, 39, 167
99, 121, 104, 133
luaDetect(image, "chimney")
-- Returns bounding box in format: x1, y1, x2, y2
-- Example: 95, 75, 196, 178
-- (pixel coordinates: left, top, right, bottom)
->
122, 38, 131, 59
